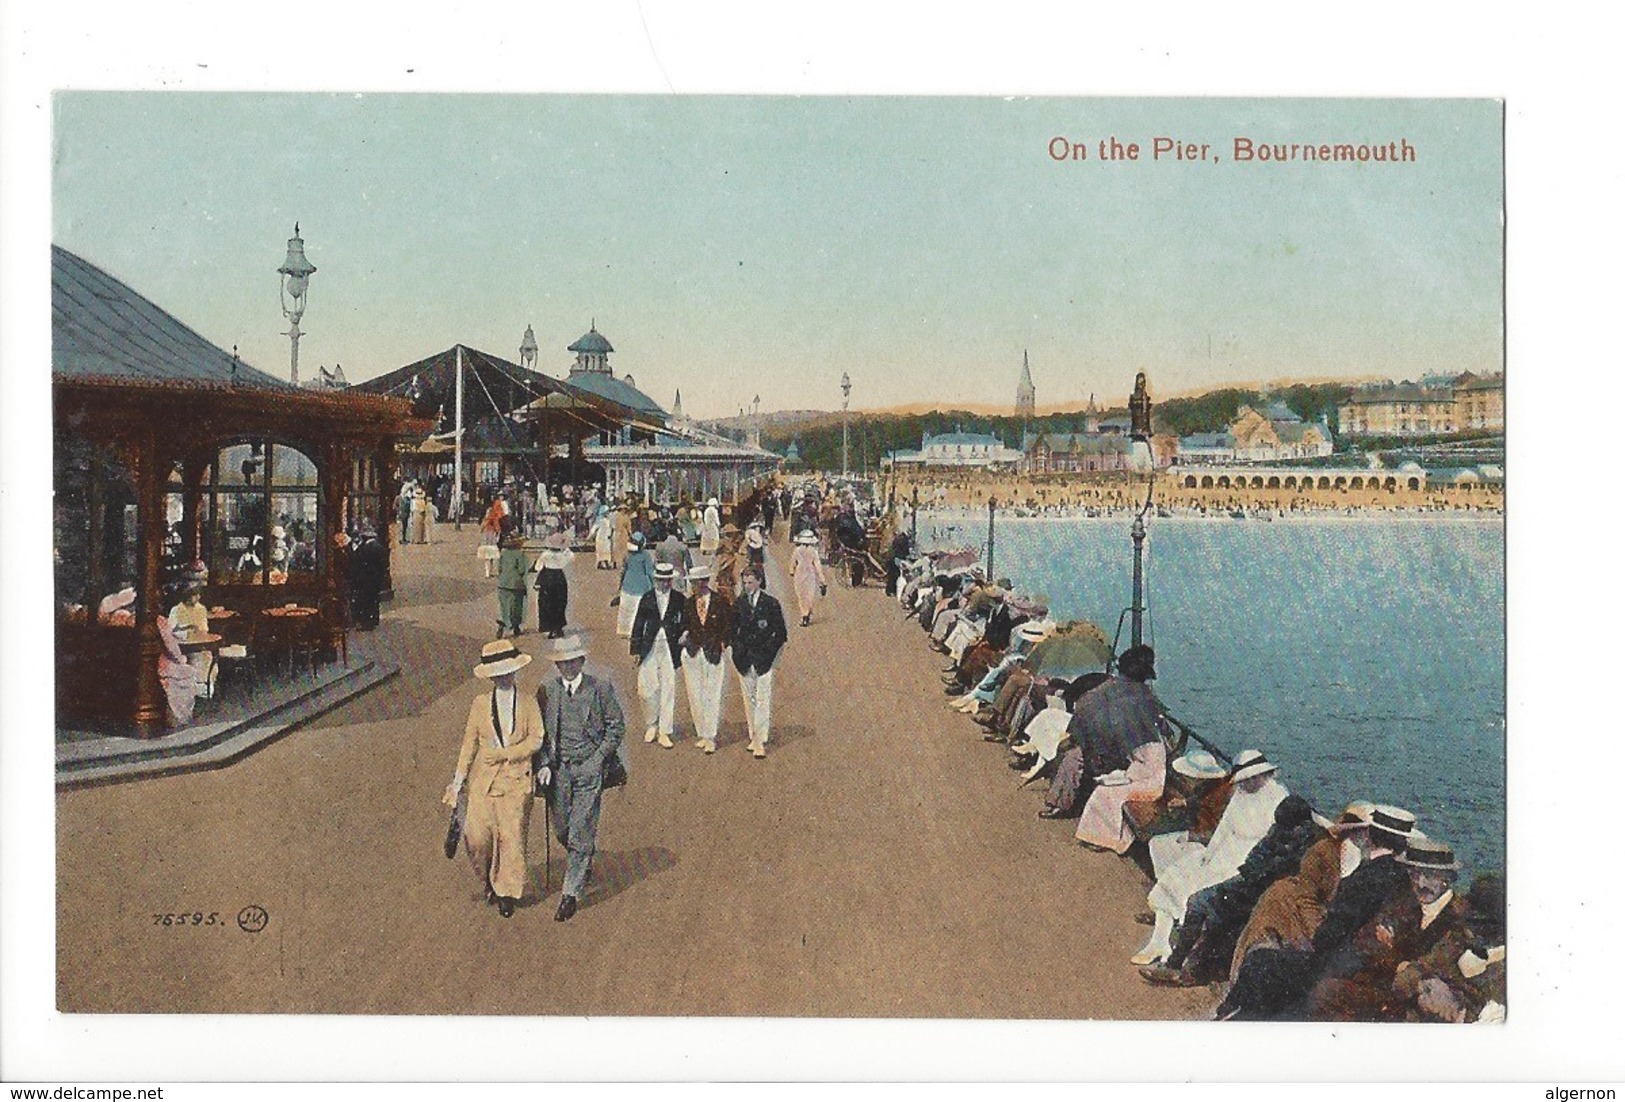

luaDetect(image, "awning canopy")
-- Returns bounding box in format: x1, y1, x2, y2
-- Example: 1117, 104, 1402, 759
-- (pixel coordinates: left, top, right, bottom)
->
351, 343, 666, 440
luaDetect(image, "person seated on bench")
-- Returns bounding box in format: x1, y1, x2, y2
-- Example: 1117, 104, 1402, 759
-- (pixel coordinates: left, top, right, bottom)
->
1131, 748, 1289, 966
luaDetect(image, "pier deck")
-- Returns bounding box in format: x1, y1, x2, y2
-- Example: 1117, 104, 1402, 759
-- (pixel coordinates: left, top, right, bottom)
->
56, 525, 1212, 1019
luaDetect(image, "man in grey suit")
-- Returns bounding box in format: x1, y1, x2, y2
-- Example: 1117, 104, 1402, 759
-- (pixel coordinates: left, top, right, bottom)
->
534, 634, 626, 922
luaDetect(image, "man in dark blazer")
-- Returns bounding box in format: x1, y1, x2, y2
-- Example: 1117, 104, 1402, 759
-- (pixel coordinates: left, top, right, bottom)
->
730, 564, 788, 758
678, 565, 732, 754
631, 561, 686, 748
1217, 805, 1418, 1019
534, 634, 626, 922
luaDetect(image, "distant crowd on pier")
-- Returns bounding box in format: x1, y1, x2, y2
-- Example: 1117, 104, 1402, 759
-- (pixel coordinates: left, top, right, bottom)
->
890, 539, 1505, 1023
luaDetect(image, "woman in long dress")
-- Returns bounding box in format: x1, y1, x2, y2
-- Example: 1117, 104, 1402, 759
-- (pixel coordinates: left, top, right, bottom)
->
410, 487, 430, 544
699, 498, 721, 555
442, 641, 542, 919
535, 535, 571, 638
167, 584, 215, 698
592, 505, 614, 570
479, 496, 507, 577
616, 531, 655, 638
789, 530, 827, 627
1075, 740, 1168, 853
156, 608, 199, 727
613, 504, 635, 565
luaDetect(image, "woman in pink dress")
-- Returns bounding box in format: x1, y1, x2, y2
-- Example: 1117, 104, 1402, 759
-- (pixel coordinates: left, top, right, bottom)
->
789, 530, 827, 627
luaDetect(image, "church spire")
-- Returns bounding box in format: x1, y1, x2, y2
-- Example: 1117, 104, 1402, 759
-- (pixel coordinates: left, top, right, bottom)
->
1016, 349, 1036, 420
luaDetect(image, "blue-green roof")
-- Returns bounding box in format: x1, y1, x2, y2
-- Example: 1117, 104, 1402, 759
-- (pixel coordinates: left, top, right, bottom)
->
568, 327, 614, 354
565, 369, 665, 417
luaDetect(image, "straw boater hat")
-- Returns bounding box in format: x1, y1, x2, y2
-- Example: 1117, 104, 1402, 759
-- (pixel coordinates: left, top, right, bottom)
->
473, 640, 532, 678
653, 562, 677, 580
795, 531, 818, 545
1229, 749, 1279, 783
1369, 805, 1419, 846
688, 564, 712, 582
1329, 801, 1378, 833
1397, 836, 1460, 873
549, 634, 588, 663
1173, 749, 1230, 781
1017, 621, 1051, 643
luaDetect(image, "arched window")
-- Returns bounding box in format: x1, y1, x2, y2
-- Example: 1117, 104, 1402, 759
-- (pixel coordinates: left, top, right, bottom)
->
209, 440, 321, 586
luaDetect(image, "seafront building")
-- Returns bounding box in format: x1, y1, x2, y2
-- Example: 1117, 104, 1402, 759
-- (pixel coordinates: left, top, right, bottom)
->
1175, 403, 1334, 465
1339, 372, 1504, 437
887, 430, 1026, 470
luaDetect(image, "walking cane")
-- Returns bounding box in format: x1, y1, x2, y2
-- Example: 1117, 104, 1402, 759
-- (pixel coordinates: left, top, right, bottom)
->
543, 792, 552, 899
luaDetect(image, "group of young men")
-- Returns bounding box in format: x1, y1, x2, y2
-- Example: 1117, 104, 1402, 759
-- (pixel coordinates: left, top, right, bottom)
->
629, 559, 788, 760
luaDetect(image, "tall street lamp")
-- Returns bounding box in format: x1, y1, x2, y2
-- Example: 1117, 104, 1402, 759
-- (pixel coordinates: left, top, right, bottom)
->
277, 223, 317, 386
840, 372, 852, 477
1127, 371, 1155, 650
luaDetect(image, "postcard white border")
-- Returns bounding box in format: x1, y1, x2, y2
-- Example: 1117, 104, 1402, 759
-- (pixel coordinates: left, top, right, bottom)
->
4, 0, 1616, 1084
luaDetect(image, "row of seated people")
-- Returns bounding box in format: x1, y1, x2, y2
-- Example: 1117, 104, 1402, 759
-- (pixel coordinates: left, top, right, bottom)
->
895, 548, 1505, 1023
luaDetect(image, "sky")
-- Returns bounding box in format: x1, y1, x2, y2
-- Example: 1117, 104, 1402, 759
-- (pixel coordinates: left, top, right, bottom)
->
52, 94, 1502, 419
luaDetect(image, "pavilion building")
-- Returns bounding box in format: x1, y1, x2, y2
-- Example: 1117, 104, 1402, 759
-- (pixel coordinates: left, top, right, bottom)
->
52, 245, 424, 735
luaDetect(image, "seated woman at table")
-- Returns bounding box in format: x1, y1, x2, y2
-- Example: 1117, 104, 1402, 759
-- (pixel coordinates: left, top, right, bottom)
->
156, 588, 200, 727
167, 583, 215, 698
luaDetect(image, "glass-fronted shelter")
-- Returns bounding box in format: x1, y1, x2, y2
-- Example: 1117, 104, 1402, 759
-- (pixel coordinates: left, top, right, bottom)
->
52, 245, 425, 735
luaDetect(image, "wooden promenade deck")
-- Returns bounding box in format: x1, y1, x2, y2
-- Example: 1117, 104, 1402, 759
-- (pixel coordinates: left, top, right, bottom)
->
56, 524, 1213, 1019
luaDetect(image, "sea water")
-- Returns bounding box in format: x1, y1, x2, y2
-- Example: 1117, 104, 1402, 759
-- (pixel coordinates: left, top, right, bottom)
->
918, 511, 1506, 877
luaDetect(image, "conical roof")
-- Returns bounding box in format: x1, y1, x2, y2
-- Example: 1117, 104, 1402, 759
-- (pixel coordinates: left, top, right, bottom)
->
568, 325, 614, 354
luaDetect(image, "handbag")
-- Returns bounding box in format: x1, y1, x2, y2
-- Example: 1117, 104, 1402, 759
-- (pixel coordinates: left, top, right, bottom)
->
443, 784, 466, 859
602, 745, 629, 790
443, 811, 462, 859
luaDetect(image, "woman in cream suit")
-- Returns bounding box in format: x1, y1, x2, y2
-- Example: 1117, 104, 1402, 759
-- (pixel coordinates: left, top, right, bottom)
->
443, 640, 543, 918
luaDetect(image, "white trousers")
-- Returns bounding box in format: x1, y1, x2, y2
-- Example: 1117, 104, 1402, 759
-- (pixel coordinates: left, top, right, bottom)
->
682, 652, 726, 743
737, 666, 774, 746
637, 644, 678, 735
616, 590, 640, 637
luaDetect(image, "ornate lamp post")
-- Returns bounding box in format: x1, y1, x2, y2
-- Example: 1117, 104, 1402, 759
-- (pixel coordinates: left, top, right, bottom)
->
840, 372, 852, 477
277, 224, 317, 386
1127, 371, 1155, 649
